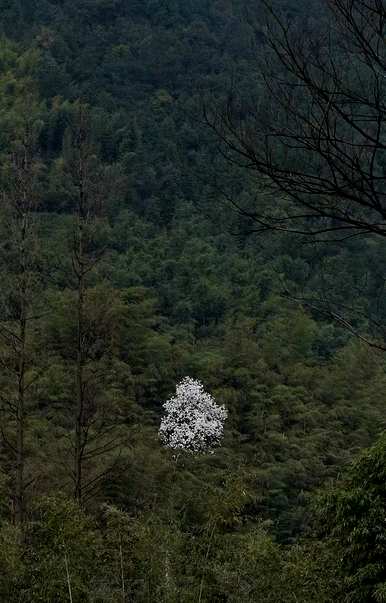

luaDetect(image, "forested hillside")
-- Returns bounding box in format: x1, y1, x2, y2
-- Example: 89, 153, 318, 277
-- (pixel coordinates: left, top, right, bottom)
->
0, 0, 385, 600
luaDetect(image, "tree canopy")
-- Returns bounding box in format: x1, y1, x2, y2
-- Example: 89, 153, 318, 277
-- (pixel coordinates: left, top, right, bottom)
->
0, 1, 384, 600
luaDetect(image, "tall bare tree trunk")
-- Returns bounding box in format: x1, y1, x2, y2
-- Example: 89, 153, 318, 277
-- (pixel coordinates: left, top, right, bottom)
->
16, 270, 27, 525
65, 101, 120, 504
14, 168, 33, 525
74, 130, 87, 502
0, 105, 43, 527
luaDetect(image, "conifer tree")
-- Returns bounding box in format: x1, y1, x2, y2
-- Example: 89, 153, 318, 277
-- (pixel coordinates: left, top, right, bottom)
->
0, 44, 45, 524
59, 102, 123, 503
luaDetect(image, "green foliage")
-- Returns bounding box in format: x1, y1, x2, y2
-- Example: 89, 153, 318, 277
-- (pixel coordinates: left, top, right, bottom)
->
22, 497, 101, 602
0, 37, 44, 149
0, 522, 24, 601
319, 436, 386, 602
0, 1, 383, 600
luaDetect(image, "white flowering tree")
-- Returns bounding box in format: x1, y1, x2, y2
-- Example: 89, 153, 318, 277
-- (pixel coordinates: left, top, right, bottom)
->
159, 377, 227, 453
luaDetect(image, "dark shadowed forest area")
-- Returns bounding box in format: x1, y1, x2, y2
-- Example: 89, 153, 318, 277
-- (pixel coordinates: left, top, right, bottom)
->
0, 0, 386, 600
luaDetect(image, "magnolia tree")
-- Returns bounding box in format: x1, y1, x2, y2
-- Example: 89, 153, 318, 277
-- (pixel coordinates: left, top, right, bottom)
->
159, 377, 227, 453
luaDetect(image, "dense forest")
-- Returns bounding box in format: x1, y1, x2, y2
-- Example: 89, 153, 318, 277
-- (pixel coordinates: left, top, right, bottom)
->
0, 0, 386, 600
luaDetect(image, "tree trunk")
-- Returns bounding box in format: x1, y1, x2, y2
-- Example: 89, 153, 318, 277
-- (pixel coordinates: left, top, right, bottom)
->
74, 214, 85, 503
15, 213, 28, 525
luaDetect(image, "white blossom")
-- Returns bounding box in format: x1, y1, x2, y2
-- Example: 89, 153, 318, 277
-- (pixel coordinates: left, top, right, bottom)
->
159, 377, 227, 453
